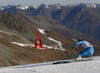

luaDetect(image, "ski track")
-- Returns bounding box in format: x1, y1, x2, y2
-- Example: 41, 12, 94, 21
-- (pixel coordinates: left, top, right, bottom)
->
0, 56, 100, 73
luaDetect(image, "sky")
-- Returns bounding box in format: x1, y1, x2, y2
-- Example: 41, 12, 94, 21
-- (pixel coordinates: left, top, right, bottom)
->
0, 0, 100, 6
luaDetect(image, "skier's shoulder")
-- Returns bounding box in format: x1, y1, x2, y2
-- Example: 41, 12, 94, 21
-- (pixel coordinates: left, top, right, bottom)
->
84, 40, 90, 43
76, 41, 84, 44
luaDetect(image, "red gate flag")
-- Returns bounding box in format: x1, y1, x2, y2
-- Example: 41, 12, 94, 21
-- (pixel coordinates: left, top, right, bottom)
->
35, 30, 45, 63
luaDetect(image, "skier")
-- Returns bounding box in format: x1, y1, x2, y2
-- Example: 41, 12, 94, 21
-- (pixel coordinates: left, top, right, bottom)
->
71, 38, 94, 60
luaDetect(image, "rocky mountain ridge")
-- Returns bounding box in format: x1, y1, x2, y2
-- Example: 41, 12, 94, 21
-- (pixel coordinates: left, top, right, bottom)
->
1, 3, 100, 42
0, 3, 100, 10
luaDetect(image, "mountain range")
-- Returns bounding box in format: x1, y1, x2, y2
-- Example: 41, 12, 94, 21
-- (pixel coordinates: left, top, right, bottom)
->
1, 3, 100, 10
1, 3, 100, 42
0, 3, 100, 67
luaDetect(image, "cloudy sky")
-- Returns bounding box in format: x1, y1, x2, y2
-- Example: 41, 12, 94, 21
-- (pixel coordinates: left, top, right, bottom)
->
0, 0, 100, 6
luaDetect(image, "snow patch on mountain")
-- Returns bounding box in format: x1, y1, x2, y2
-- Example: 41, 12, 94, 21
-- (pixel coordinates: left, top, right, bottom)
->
10, 38, 65, 51
50, 4, 62, 9
0, 29, 64, 50
0, 7, 4, 10
10, 41, 53, 49
67, 3, 100, 8
29, 5, 38, 9
86, 3, 97, 8
10, 36, 65, 51
17, 4, 29, 10
45, 4, 49, 8
48, 37, 65, 51
10, 42, 35, 47
73, 39, 77, 41
38, 29, 46, 35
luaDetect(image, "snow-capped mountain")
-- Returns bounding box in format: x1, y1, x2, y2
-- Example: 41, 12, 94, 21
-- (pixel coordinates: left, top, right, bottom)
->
0, 5, 14, 10
85, 3, 100, 8
67, 3, 100, 8
39, 4, 63, 9
0, 7, 4, 10
29, 5, 38, 9
0, 3, 62, 10
0, 3, 100, 10
17, 4, 29, 10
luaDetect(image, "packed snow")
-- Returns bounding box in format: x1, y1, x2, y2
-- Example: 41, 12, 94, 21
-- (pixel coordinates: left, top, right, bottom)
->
0, 56, 100, 73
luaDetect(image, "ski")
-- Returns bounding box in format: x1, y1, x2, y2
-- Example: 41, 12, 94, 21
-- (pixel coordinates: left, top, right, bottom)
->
53, 58, 92, 64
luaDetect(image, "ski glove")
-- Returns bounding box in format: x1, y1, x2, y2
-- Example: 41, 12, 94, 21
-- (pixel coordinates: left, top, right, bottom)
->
71, 48, 74, 51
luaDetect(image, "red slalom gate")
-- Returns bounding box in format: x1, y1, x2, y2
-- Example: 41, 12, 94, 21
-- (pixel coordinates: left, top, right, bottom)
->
35, 30, 45, 63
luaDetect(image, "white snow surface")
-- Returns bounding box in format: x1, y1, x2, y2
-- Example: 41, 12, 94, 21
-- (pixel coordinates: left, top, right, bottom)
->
0, 56, 100, 73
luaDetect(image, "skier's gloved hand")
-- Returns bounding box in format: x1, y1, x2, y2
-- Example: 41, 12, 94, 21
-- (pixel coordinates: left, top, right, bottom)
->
71, 48, 74, 52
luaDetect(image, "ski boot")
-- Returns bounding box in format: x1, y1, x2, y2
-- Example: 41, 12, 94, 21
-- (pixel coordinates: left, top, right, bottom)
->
76, 57, 82, 61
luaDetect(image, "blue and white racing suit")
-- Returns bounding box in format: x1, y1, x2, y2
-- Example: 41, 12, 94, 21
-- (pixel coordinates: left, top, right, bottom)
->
73, 41, 94, 58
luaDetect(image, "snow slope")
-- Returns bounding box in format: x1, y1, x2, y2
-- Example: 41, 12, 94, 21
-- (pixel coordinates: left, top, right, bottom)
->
0, 56, 100, 73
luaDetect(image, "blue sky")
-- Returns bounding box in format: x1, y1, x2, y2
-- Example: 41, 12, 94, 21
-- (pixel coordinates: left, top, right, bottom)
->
0, 0, 100, 6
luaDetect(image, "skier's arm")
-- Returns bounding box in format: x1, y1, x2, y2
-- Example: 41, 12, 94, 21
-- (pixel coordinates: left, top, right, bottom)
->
72, 41, 84, 49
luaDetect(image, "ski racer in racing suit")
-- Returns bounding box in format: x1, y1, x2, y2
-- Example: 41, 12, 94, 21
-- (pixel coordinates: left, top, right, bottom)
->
72, 38, 94, 60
